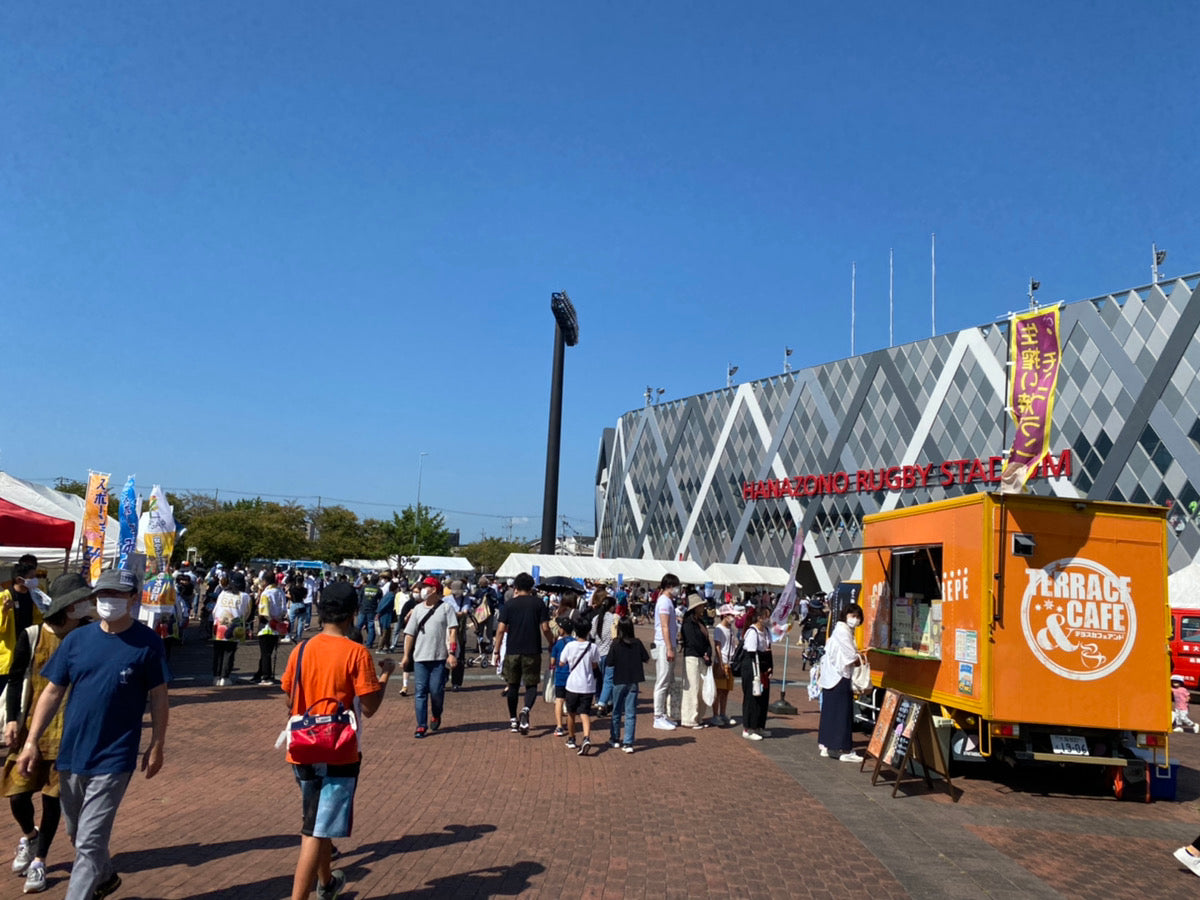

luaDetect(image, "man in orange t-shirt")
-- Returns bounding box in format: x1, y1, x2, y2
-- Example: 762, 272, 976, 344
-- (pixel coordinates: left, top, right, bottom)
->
281, 581, 395, 900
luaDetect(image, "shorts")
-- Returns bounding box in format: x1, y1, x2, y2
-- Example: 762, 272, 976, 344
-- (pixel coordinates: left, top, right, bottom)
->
501, 653, 542, 687
2, 755, 59, 798
294, 762, 360, 839
564, 690, 592, 716
554, 684, 567, 700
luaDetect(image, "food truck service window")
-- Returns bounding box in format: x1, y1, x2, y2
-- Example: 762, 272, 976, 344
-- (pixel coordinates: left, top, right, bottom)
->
886, 546, 944, 659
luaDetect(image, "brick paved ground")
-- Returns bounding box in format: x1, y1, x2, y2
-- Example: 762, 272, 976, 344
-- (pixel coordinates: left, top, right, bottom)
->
7, 625, 1200, 898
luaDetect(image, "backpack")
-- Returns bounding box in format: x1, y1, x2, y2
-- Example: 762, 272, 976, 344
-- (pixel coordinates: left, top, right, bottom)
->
731, 636, 746, 674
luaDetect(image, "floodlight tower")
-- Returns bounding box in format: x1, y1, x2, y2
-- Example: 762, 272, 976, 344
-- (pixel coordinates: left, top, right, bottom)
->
541, 291, 579, 554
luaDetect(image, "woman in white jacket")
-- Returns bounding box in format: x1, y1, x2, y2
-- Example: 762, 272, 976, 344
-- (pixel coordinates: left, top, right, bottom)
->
817, 602, 866, 761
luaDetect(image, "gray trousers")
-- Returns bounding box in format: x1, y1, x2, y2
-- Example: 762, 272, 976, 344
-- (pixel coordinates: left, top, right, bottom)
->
60, 771, 132, 900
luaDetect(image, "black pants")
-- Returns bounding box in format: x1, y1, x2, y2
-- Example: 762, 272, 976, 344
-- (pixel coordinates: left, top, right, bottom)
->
817, 676, 854, 753
741, 664, 768, 730
257, 634, 279, 680
213, 640, 238, 679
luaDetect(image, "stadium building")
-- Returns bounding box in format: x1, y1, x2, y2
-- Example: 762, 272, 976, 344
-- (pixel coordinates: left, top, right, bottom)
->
594, 273, 1200, 590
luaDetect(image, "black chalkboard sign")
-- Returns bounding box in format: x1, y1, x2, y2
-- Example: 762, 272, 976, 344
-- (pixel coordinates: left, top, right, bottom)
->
863, 690, 956, 800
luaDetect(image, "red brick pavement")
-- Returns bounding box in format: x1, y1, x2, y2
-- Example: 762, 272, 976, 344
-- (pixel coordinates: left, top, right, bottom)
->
9, 629, 1200, 898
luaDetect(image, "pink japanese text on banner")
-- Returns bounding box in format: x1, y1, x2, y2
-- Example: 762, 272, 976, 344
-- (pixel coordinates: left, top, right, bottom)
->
1001, 307, 1062, 494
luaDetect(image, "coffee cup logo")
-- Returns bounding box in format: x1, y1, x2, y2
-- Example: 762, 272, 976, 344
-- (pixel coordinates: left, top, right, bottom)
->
1020, 558, 1136, 681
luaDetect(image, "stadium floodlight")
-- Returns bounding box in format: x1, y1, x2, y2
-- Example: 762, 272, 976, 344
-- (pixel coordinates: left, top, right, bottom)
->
542, 291, 579, 553
551, 291, 579, 346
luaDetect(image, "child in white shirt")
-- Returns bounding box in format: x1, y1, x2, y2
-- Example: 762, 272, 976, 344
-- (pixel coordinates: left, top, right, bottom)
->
558, 620, 600, 755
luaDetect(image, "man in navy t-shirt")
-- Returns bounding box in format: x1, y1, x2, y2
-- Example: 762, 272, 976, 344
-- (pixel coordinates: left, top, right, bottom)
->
17, 568, 169, 900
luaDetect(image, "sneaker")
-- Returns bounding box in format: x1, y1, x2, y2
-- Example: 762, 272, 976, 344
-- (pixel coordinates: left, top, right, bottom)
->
316, 869, 346, 899
1174, 727, 1184, 733
578, 737, 591, 756
518, 707, 530, 735
93, 872, 121, 898
819, 746, 829, 758
726, 717, 737, 727
553, 726, 566, 737
742, 730, 763, 741
22, 861, 45, 894
399, 688, 408, 696
690, 722, 710, 730
414, 726, 427, 739
609, 740, 621, 749
1194, 724, 1199, 734
652, 717, 677, 731
622, 745, 634, 753
12, 834, 34, 874
430, 718, 441, 733
839, 751, 863, 763
1174, 846, 1200, 878
509, 718, 520, 733
565, 738, 578, 749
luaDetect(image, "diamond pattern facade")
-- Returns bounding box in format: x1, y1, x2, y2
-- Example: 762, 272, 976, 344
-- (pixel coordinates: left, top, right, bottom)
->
595, 275, 1200, 589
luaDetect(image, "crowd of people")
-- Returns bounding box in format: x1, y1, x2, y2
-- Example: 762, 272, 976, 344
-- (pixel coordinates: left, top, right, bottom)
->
0, 553, 870, 899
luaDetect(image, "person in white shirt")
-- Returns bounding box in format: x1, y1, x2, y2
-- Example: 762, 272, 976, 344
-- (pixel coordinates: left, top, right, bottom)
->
817, 602, 866, 762
711, 604, 738, 728
558, 620, 600, 755
651, 574, 681, 730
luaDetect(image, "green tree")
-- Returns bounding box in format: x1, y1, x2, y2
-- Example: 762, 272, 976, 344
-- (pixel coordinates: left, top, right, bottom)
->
186, 498, 308, 565
382, 504, 453, 557
459, 536, 526, 574
309, 505, 366, 563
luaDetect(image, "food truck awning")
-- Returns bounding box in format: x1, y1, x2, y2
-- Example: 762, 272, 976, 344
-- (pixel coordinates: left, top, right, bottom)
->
814, 542, 943, 559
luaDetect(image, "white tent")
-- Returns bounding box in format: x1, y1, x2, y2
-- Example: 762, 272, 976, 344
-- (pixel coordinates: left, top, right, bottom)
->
751, 565, 791, 587
705, 562, 770, 586
340, 555, 476, 573
0, 472, 119, 570
495, 553, 613, 581
496, 554, 716, 586
1169, 561, 1200, 608
660, 559, 709, 583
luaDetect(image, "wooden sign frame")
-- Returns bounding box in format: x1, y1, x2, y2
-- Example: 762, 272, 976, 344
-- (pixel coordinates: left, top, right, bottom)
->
861, 689, 956, 800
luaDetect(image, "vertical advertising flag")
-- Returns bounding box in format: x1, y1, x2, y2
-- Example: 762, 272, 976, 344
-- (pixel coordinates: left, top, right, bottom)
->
1000, 308, 1062, 494
142, 485, 176, 571
82, 472, 110, 584
117, 476, 139, 570
769, 524, 807, 642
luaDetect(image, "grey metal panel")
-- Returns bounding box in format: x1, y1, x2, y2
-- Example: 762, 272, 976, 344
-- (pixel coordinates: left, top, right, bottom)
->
1091, 281, 1200, 498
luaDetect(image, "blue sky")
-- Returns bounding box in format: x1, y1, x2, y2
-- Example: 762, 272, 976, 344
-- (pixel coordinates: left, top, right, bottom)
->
4, 2, 1197, 542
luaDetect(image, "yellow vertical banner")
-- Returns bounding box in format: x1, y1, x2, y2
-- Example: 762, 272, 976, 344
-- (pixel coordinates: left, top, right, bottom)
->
83, 472, 111, 583
1000, 307, 1062, 493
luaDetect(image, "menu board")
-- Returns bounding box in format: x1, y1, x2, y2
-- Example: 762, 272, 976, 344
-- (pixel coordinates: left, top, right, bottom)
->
866, 689, 901, 761
887, 698, 925, 768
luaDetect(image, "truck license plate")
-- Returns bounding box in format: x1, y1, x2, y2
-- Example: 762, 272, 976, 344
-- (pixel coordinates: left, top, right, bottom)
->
1050, 734, 1088, 755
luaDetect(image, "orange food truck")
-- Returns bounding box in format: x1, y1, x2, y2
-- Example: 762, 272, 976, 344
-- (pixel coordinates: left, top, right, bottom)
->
858, 492, 1172, 798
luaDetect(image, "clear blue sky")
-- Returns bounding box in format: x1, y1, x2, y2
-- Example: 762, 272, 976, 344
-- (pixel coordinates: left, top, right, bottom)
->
4, 2, 1197, 542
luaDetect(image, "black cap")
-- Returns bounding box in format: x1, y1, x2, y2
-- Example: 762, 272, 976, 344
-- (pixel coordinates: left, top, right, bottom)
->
320, 581, 358, 618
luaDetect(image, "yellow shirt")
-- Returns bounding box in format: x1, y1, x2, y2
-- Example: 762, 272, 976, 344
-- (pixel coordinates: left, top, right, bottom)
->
0, 590, 43, 676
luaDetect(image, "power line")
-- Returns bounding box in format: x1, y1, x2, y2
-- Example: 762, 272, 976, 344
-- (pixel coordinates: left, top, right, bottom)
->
22, 476, 592, 525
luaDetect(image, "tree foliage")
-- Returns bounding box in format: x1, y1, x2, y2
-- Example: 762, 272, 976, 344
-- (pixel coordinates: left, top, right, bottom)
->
183, 499, 309, 565
49, 477, 457, 567
459, 536, 526, 574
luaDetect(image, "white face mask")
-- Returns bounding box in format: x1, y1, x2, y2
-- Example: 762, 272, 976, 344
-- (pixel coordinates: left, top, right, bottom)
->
24, 577, 39, 591
420, 587, 435, 601
68, 602, 96, 621
847, 616, 861, 628
96, 598, 130, 622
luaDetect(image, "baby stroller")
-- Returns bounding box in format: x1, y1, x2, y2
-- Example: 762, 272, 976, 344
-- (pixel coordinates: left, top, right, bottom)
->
466, 602, 493, 668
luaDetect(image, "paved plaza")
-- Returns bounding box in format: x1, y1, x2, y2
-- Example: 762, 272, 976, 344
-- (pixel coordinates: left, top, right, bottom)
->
12, 627, 1200, 899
